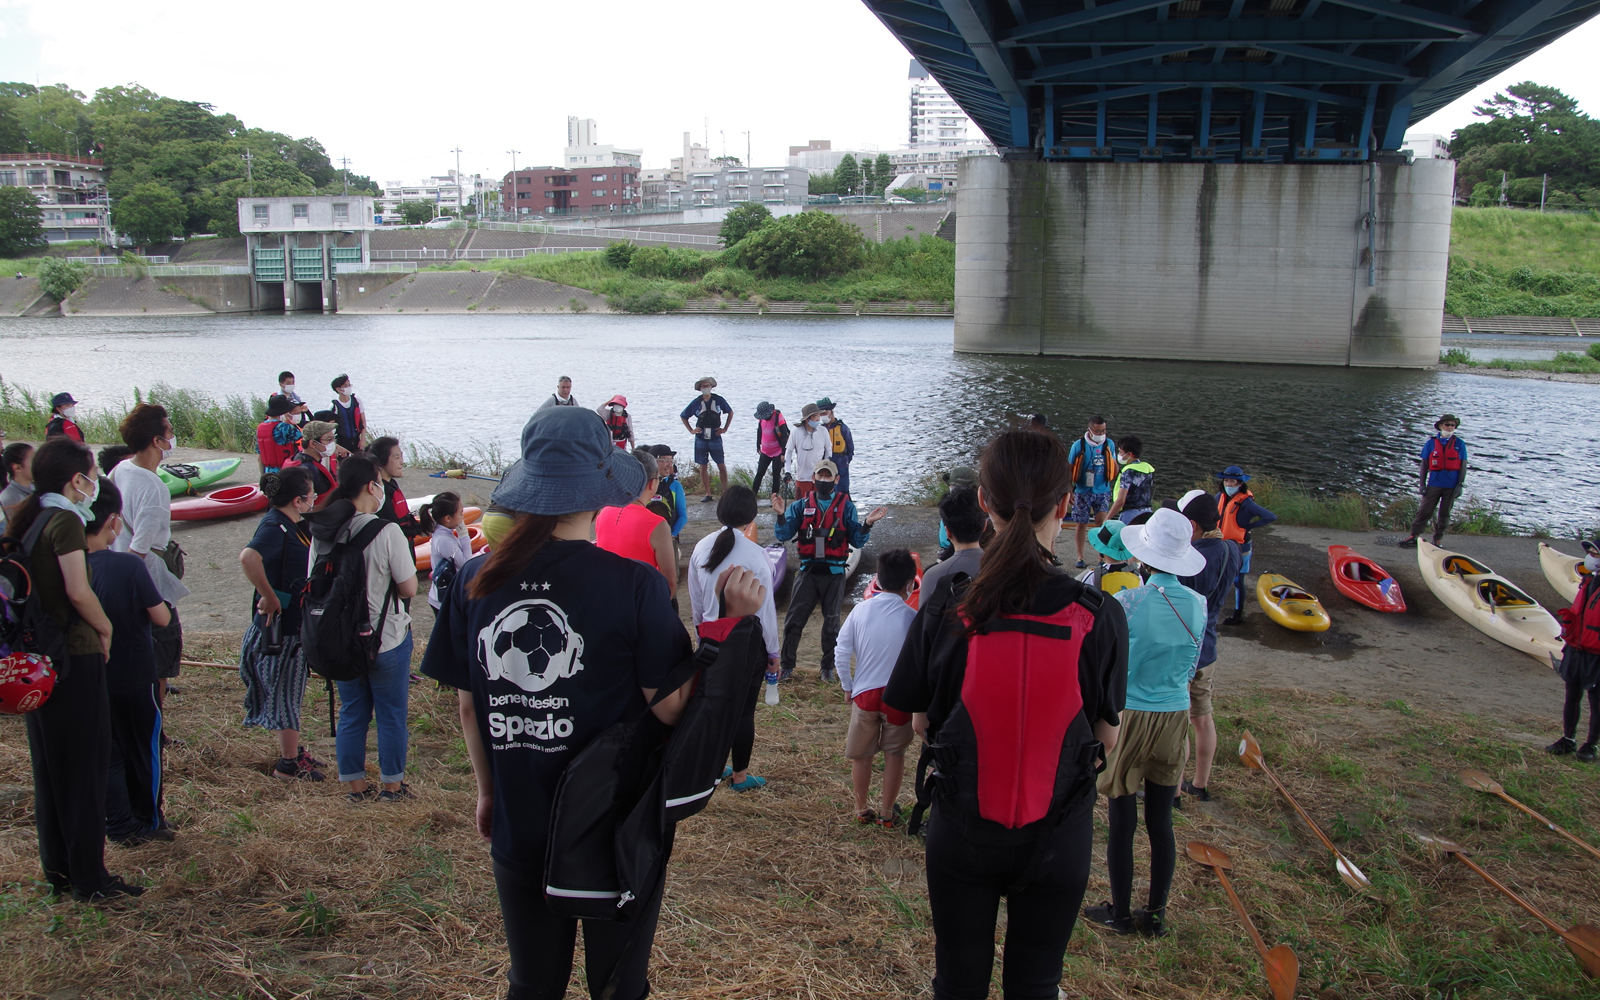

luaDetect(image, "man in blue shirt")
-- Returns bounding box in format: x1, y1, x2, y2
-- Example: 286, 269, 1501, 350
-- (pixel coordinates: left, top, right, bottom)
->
679, 377, 733, 503
1065, 416, 1117, 569
771, 460, 886, 683
1400, 413, 1467, 549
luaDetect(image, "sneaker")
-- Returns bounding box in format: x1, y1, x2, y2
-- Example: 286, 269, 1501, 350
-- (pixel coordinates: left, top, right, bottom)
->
1133, 907, 1169, 939
346, 786, 378, 805
1075, 559, 1088, 569
275, 756, 326, 782
1432, 535, 1445, 547
297, 745, 327, 769
702, 494, 715, 503
1083, 902, 1136, 934
778, 666, 794, 683
1181, 778, 1212, 803
1578, 743, 1598, 763
377, 783, 416, 803
730, 774, 767, 792
74, 879, 145, 903
1547, 736, 1577, 756
854, 808, 878, 825
878, 804, 906, 829
1397, 535, 1419, 549
1222, 614, 1243, 626
820, 667, 837, 683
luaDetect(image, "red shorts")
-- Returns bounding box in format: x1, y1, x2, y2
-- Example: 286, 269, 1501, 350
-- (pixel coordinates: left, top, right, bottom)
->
851, 687, 910, 725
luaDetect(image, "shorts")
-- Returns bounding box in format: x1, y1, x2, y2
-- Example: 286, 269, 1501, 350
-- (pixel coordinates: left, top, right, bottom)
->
693, 435, 725, 467
153, 606, 182, 680
1066, 490, 1112, 524
1189, 664, 1215, 717
1117, 507, 1152, 525
1097, 709, 1189, 798
845, 689, 913, 759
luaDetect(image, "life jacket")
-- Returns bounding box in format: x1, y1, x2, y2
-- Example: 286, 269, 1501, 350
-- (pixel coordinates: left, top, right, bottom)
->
796, 493, 850, 561
1069, 438, 1117, 491
1118, 463, 1154, 510
256, 420, 295, 470
604, 406, 630, 445
909, 583, 1106, 842
651, 475, 679, 529
1561, 575, 1600, 655
332, 396, 364, 444
45, 417, 83, 443
283, 451, 338, 500
1426, 436, 1463, 473
828, 421, 848, 457
1217, 489, 1254, 546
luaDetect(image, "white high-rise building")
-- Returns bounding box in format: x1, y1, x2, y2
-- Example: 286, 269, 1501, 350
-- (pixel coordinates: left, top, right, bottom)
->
562, 117, 642, 168
909, 59, 981, 147
567, 117, 597, 148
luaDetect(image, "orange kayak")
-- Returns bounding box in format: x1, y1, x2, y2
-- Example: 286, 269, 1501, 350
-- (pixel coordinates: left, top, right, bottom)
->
1327, 545, 1406, 613
415, 524, 487, 572
171, 485, 271, 522
864, 551, 925, 610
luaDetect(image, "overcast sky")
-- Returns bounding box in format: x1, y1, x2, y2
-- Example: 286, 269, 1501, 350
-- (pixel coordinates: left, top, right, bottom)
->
3, 0, 1596, 182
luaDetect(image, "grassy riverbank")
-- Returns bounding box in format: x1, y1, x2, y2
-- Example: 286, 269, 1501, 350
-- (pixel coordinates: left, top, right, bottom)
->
1440, 346, 1600, 374
1447, 209, 1600, 317
0, 378, 264, 452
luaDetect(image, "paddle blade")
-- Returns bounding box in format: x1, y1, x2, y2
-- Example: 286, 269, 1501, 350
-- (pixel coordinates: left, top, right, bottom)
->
1459, 769, 1503, 794
1238, 731, 1266, 771
1264, 944, 1300, 1000
444, 469, 467, 478
1336, 854, 1372, 891
1411, 830, 1467, 858
1565, 925, 1600, 979
1186, 840, 1233, 869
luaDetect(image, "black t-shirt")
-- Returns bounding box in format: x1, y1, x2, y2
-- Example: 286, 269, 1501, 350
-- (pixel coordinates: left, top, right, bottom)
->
86, 549, 162, 694
885, 570, 1128, 740
245, 507, 310, 631
420, 539, 692, 876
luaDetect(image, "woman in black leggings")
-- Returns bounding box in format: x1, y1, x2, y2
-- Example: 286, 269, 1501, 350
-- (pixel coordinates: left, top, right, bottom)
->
887, 431, 1129, 1000
1549, 541, 1600, 762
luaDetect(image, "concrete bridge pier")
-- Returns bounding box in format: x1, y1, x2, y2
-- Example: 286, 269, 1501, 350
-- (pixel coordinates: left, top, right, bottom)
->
955, 156, 1455, 368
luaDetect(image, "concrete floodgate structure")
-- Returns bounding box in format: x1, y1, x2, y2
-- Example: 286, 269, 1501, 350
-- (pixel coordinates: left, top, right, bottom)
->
954, 156, 1455, 367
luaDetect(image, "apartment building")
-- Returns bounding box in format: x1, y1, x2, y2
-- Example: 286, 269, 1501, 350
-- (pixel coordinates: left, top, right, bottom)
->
1, 153, 111, 242
500, 166, 641, 216
377, 172, 491, 221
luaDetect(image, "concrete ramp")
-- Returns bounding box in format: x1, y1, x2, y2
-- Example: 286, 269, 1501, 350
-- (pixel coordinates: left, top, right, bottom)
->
1, 276, 48, 316
63, 276, 212, 317
339, 271, 609, 314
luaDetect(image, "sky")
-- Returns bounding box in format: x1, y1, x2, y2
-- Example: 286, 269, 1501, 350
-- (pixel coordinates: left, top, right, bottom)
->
3, 0, 1598, 182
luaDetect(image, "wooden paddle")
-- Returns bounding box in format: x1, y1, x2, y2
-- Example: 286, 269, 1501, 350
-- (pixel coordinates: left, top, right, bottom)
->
1413, 831, 1600, 978
179, 659, 238, 671
1239, 731, 1371, 890
1459, 769, 1600, 864
1186, 841, 1300, 1000
432, 469, 501, 482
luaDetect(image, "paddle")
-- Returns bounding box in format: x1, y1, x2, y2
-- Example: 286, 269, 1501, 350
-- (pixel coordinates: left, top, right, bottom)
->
1413, 831, 1600, 978
1239, 731, 1371, 891
430, 469, 500, 482
1186, 841, 1300, 1000
1459, 769, 1600, 864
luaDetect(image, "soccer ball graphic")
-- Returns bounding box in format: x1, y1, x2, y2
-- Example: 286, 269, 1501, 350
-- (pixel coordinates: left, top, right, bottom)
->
478, 599, 585, 692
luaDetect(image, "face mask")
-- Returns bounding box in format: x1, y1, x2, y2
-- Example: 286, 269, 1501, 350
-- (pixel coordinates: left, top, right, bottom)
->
159, 434, 176, 452
320, 439, 335, 454
1583, 554, 1600, 572
282, 385, 295, 396
1439, 428, 1455, 439
1088, 432, 1106, 446
339, 386, 352, 396
74, 475, 99, 518
1224, 485, 1240, 496
814, 482, 835, 499
62, 406, 77, 421
808, 419, 821, 429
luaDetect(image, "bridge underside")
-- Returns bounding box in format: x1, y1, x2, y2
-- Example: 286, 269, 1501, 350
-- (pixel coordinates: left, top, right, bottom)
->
864, 0, 1600, 162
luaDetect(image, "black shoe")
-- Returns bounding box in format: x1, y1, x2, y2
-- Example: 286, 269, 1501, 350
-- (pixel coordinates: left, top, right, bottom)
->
297, 745, 327, 769
1181, 778, 1213, 803
346, 786, 378, 804
1133, 907, 1169, 938
1222, 614, 1243, 626
1547, 736, 1577, 755
1578, 743, 1598, 763
275, 756, 326, 782
701, 494, 715, 503
377, 783, 416, 803
820, 667, 837, 683
1083, 901, 1136, 934
1397, 535, 1419, 549
1432, 535, 1445, 547
74, 879, 145, 902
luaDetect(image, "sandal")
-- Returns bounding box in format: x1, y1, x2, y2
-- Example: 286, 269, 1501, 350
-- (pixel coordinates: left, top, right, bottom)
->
878, 803, 907, 829
730, 774, 767, 792
854, 808, 878, 825
1083, 901, 1136, 934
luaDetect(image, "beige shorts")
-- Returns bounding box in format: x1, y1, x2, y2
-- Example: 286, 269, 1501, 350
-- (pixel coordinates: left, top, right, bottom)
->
1097, 709, 1190, 798
846, 704, 914, 760
1189, 664, 1216, 717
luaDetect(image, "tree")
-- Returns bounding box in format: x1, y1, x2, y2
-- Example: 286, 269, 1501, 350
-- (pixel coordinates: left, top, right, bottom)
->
1449, 82, 1600, 208
0, 186, 46, 255
807, 170, 838, 195
711, 155, 742, 167
834, 154, 861, 197
37, 258, 88, 300
873, 154, 894, 195
735, 211, 866, 279
399, 200, 436, 225
112, 182, 187, 245
861, 158, 877, 195
719, 202, 772, 246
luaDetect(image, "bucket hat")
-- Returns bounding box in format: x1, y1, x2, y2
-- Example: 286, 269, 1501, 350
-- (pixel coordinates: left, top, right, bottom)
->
1089, 519, 1133, 563
1214, 464, 1252, 483
1434, 413, 1460, 429
1122, 508, 1206, 576
50, 392, 77, 408
695, 377, 718, 390
754, 401, 775, 420
266, 394, 294, 417
605, 394, 628, 407
492, 407, 646, 516
815, 396, 837, 411
942, 466, 978, 490
800, 403, 820, 420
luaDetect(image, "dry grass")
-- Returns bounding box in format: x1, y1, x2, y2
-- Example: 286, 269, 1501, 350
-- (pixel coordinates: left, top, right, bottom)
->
2, 617, 1600, 998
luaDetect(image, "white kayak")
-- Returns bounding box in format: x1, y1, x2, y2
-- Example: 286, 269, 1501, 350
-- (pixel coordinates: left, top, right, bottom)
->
1417, 540, 1563, 667
846, 545, 863, 577
1539, 542, 1588, 605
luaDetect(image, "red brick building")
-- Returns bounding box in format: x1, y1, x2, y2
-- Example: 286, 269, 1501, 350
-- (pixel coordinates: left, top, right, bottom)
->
501, 167, 640, 217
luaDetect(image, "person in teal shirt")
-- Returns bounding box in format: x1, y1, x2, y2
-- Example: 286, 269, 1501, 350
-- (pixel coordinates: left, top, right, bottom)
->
1084, 508, 1206, 940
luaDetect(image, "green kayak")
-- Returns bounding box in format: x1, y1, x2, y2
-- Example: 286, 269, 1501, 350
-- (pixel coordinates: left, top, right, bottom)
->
159, 458, 243, 497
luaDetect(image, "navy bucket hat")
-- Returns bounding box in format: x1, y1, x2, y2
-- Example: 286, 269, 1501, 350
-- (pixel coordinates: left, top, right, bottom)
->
1214, 464, 1252, 482
492, 407, 646, 516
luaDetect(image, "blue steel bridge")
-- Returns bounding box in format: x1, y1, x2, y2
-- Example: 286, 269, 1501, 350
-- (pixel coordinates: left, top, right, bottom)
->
862, 0, 1600, 162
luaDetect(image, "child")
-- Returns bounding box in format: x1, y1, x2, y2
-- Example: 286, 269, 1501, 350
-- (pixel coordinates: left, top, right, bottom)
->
419, 492, 471, 610
1108, 435, 1155, 524
834, 548, 919, 826
1084, 518, 1143, 595
85, 479, 174, 847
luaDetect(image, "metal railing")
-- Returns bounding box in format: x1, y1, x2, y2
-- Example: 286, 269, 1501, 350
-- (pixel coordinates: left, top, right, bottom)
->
90, 264, 250, 277
67, 255, 170, 265
474, 221, 721, 246
334, 261, 418, 274
372, 247, 595, 261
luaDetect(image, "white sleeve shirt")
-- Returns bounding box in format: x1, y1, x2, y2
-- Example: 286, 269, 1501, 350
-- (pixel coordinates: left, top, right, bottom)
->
687, 529, 780, 661
835, 592, 917, 696
110, 461, 190, 604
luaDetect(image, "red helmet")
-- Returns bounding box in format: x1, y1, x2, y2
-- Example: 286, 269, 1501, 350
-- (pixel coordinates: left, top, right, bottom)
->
0, 652, 56, 714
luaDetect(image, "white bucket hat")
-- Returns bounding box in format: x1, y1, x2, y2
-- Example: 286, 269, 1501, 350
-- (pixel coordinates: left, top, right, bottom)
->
1121, 507, 1206, 576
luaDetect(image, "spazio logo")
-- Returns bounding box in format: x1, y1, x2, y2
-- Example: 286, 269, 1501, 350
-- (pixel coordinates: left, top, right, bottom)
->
487, 712, 575, 741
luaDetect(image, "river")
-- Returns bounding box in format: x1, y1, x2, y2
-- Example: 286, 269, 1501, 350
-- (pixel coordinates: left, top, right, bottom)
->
1, 313, 1594, 533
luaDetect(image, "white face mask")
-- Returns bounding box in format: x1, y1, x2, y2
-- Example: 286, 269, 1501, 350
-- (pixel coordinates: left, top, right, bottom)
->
73, 474, 99, 515
319, 438, 335, 454
159, 434, 176, 452
62, 406, 78, 421
1585, 554, 1600, 573
338, 386, 352, 397
282, 385, 295, 396
1088, 431, 1106, 446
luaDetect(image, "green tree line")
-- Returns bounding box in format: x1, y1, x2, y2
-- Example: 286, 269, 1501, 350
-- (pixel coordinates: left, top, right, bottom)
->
1451, 82, 1600, 209
807, 152, 898, 197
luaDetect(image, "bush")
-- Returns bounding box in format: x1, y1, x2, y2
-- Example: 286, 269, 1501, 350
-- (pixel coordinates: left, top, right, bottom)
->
603, 241, 637, 269
1589, 342, 1600, 361
0, 186, 47, 256
627, 246, 713, 280
735, 211, 866, 279
719, 203, 772, 247
36, 258, 89, 300
614, 288, 683, 313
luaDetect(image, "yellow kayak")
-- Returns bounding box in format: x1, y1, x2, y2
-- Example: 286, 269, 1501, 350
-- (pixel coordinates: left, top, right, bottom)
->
1256, 573, 1332, 632
1538, 542, 1587, 604
1419, 540, 1562, 666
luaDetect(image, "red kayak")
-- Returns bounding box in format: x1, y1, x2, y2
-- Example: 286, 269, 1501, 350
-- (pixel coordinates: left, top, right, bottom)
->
1328, 545, 1406, 612
864, 551, 925, 610
415, 525, 487, 572
171, 485, 271, 522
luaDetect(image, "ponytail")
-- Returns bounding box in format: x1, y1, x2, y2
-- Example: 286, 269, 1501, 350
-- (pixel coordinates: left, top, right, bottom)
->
704, 485, 758, 573
262, 467, 313, 509
469, 511, 561, 598
417, 491, 461, 535
959, 431, 1071, 633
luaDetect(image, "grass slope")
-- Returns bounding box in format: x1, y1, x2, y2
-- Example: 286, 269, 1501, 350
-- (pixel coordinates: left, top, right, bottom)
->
1447, 209, 1600, 317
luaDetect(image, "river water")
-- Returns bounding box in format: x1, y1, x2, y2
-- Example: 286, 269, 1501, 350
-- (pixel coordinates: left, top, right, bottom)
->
1, 313, 1594, 532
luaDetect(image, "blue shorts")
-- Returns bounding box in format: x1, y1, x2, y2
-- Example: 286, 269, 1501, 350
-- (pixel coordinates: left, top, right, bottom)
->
1066, 490, 1111, 524
1117, 507, 1152, 525
693, 435, 725, 466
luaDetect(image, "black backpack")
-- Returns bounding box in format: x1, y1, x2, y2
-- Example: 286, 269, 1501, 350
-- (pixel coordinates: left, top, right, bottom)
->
301, 518, 397, 684
544, 616, 767, 923
0, 510, 72, 667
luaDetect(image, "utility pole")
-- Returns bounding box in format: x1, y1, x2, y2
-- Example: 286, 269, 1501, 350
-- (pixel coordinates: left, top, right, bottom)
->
1540, 173, 1548, 213
1499, 170, 1507, 207
452, 146, 463, 218
339, 156, 351, 195
744, 131, 751, 171
241, 149, 255, 197
507, 149, 520, 220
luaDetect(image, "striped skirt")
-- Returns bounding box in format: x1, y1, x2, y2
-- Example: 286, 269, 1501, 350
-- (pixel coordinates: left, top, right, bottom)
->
239, 619, 309, 732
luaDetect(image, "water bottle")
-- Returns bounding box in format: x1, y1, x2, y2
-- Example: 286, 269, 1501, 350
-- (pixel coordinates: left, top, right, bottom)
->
764, 670, 780, 706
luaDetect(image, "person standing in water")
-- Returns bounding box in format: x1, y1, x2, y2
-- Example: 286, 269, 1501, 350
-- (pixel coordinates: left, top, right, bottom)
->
1065, 416, 1117, 569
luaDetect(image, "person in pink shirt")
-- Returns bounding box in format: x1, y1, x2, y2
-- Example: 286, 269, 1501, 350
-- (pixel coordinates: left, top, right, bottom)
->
753, 401, 789, 496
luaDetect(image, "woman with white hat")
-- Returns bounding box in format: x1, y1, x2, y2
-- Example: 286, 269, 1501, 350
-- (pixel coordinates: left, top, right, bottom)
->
1083, 507, 1207, 940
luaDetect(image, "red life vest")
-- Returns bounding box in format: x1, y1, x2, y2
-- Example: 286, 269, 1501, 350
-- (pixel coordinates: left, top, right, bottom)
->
45, 416, 84, 443
604, 407, 630, 446
1217, 489, 1253, 546
1561, 576, 1600, 655
797, 493, 851, 561
256, 420, 295, 470
283, 451, 338, 500
1426, 436, 1462, 473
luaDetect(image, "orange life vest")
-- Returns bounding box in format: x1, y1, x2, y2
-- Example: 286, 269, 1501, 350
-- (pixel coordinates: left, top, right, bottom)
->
1217, 489, 1253, 546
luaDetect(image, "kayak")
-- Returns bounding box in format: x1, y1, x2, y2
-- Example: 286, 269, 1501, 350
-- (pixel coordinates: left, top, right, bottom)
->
410, 506, 483, 543
1418, 540, 1562, 666
846, 545, 863, 577
864, 552, 925, 610
414, 524, 487, 573
765, 544, 788, 592
171, 485, 270, 522
159, 458, 242, 497
1539, 542, 1588, 604
1327, 545, 1406, 612
1256, 573, 1332, 632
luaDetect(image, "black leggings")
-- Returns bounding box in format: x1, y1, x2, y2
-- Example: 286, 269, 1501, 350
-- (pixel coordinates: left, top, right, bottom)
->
1106, 783, 1177, 919
25, 653, 114, 896
754, 454, 784, 496
730, 670, 761, 773
923, 800, 1095, 1000
1564, 676, 1600, 745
